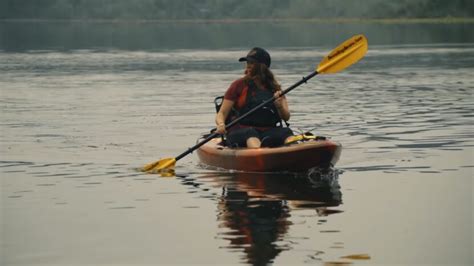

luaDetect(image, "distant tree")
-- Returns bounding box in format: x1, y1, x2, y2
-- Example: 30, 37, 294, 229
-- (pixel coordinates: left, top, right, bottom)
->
0, 0, 472, 20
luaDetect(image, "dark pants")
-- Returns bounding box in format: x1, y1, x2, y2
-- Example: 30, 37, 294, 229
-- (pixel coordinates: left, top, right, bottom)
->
226, 127, 293, 148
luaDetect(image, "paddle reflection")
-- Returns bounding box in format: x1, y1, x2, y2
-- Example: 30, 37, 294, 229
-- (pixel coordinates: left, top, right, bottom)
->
202, 169, 342, 265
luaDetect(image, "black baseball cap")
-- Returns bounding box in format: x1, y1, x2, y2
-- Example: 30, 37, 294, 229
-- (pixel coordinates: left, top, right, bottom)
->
239, 47, 271, 68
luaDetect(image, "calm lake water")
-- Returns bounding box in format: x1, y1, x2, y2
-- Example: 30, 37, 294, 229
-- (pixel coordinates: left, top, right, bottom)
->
1, 21, 473, 265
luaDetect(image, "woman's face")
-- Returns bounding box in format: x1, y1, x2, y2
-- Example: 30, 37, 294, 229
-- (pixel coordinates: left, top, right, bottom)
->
245, 62, 256, 76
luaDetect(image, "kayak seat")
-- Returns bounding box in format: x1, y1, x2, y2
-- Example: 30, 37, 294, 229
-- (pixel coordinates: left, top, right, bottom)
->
214, 96, 239, 125
214, 96, 289, 128
212, 96, 295, 148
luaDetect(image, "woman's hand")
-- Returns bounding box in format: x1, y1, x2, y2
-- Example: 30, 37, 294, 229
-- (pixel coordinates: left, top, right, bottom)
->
215, 99, 234, 135
216, 122, 226, 134
274, 91, 284, 108
273, 90, 290, 121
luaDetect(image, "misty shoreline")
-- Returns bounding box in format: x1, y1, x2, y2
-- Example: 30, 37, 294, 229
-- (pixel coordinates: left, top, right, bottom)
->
1, 17, 474, 24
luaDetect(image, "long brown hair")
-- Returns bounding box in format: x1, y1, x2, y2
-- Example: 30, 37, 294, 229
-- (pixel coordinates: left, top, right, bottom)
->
245, 63, 281, 92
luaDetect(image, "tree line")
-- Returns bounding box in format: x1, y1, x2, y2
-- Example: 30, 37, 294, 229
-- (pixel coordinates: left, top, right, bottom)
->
1, 0, 473, 20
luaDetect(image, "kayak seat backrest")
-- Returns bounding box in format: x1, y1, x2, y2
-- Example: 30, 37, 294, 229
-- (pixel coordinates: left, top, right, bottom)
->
214, 96, 289, 127
214, 96, 239, 124
214, 96, 224, 113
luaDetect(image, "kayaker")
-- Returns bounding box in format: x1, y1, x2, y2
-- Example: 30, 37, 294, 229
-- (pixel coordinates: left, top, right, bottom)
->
215, 47, 293, 148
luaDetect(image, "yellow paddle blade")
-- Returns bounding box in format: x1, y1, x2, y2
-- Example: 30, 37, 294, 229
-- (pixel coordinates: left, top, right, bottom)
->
341, 254, 371, 260
317, 34, 368, 74
141, 158, 176, 173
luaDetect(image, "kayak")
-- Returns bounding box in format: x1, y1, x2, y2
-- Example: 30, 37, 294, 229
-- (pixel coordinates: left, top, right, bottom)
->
197, 137, 342, 172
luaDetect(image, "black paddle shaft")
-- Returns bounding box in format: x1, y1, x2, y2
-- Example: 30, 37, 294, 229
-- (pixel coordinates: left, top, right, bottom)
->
174, 70, 319, 161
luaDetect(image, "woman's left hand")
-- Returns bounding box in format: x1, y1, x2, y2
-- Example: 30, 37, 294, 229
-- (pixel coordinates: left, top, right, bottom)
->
273, 90, 290, 121
274, 91, 284, 108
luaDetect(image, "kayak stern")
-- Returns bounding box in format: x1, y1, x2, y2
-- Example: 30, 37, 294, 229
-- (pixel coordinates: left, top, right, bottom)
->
197, 138, 341, 172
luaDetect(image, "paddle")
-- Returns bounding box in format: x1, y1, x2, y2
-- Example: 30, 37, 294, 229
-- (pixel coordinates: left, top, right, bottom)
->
142, 34, 368, 174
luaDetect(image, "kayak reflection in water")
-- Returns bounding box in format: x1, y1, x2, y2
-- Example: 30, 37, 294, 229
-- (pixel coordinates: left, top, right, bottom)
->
214, 169, 342, 265
215, 47, 293, 148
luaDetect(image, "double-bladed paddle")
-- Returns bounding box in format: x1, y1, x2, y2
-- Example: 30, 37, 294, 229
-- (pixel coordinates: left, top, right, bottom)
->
142, 34, 368, 174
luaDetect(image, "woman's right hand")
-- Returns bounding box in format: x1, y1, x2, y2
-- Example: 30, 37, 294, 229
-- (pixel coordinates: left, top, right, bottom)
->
215, 99, 234, 135
216, 123, 226, 134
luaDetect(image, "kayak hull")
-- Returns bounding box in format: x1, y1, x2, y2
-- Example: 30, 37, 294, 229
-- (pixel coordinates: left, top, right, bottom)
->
197, 138, 342, 172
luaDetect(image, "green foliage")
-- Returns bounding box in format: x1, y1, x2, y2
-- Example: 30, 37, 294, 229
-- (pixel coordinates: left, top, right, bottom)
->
1, 0, 472, 20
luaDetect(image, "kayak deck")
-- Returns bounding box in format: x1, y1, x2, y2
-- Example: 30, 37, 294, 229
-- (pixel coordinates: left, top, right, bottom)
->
197, 138, 342, 172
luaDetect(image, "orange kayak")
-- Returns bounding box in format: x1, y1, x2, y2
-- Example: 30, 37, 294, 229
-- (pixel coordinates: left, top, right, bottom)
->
197, 138, 342, 172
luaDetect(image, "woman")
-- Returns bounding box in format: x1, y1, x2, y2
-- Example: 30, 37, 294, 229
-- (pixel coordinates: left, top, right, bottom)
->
215, 47, 293, 148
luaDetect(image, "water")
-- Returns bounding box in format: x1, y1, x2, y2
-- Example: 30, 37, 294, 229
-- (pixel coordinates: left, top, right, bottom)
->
1, 21, 473, 265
